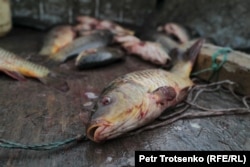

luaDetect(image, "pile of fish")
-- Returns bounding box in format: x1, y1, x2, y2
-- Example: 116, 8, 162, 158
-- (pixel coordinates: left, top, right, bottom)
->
38, 16, 196, 69
0, 15, 202, 85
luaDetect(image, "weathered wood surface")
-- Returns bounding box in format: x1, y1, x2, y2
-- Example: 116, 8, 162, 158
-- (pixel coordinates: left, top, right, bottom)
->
0, 27, 250, 167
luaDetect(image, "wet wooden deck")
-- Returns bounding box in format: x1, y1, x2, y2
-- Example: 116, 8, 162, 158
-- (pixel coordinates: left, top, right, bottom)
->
0, 27, 250, 167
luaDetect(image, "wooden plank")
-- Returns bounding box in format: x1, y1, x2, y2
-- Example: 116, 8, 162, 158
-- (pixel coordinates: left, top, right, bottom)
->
181, 42, 250, 95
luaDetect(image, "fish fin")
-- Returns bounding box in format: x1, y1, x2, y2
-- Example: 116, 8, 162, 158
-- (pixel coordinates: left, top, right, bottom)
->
151, 86, 177, 105
170, 38, 205, 77
177, 86, 190, 101
2, 70, 27, 81
184, 38, 205, 65
39, 72, 69, 92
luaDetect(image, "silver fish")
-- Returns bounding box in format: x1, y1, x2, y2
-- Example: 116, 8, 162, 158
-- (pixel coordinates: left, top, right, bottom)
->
50, 30, 113, 63
75, 47, 125, 69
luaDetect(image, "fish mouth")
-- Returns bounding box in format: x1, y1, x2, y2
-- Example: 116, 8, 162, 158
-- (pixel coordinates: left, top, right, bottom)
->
86, 120, 111, 142
86, 120, 127, 142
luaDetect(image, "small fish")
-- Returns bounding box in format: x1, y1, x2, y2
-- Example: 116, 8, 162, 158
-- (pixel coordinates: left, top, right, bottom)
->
50, 30, 113, 63
0, 47, 69, 91
115, 35, 171, 65
157, 23, 190, 44
86, 39, 204, 142
75, 47, 125, 69
39, 25, 76, 56
0, 47, 50, 83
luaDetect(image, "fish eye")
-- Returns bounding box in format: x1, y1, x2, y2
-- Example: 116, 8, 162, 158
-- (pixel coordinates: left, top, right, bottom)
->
101, 96, 112, 105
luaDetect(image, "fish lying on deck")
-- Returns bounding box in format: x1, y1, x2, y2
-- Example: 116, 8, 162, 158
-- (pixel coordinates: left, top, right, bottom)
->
50, 30, 113, 63
114, 35, 171, 66
0, 47, 51, 82
75, 47, 125, 69
0, 47, 69, 91
86, 39, 204, 142
39, 25, 76, 56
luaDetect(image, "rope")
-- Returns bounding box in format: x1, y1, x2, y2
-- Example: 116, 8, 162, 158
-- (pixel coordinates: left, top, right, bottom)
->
0, 134, 89, 151
191, 47, 232, 80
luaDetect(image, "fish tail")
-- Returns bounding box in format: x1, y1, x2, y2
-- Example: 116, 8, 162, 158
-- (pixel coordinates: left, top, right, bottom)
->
170, 38, 204, 78
1, 70, 27, 81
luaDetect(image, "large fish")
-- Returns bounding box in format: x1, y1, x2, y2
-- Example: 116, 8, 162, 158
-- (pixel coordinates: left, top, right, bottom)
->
39, 25, 76, 56
86, 39, 204, 142
0, 47, 69, 91
50, 30, 113, 63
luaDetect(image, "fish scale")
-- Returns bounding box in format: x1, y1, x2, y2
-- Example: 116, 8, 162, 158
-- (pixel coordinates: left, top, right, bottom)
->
0, 47, 50, 79
116, 69, 187, 92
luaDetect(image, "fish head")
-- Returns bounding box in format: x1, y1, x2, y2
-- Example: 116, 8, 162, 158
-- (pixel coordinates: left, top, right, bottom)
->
86, 81, 148, 142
